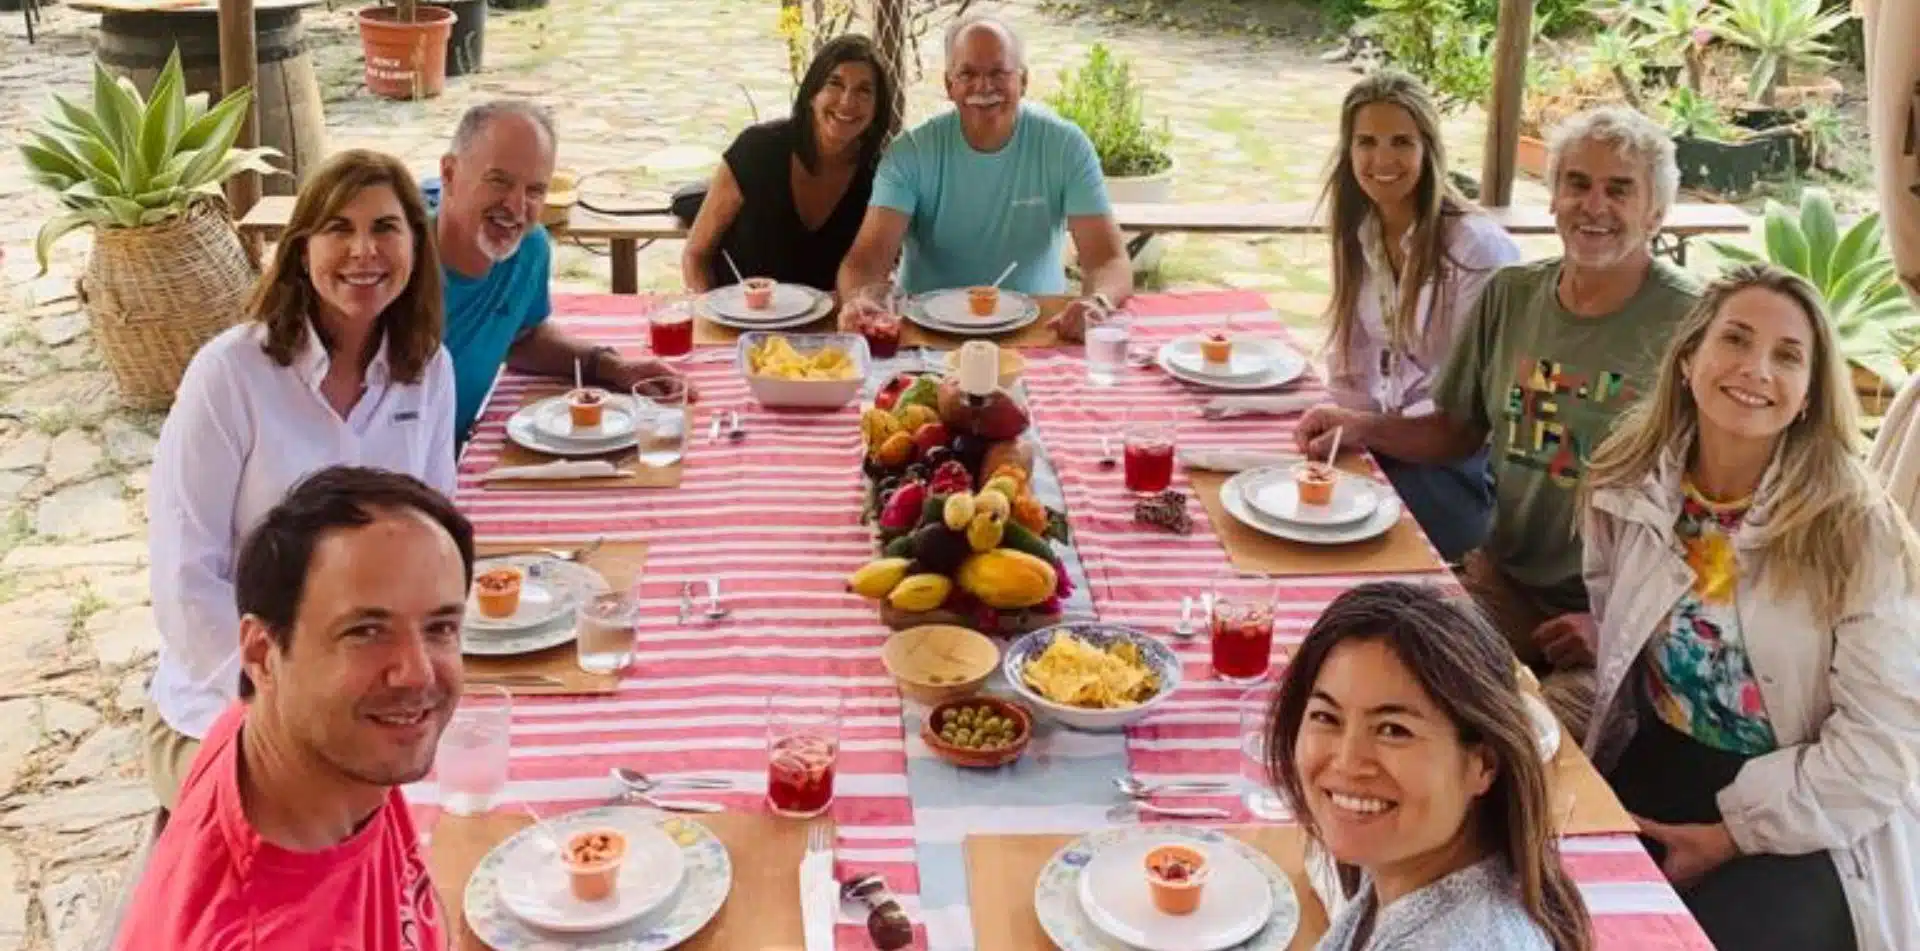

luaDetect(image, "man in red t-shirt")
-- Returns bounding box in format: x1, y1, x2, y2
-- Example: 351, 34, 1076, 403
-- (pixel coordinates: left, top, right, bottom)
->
118, 465, 475, 951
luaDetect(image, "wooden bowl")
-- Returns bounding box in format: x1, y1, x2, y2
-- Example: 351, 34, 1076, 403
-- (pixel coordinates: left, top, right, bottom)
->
921, 695, 1032, 768
882, 624, 999, 704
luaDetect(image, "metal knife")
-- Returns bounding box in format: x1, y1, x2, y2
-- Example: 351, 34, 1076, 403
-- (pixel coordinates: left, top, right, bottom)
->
1177, 448, 1302, 472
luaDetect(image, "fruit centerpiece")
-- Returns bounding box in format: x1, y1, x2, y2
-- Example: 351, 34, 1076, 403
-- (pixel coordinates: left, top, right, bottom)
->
850, 354, 1075, 635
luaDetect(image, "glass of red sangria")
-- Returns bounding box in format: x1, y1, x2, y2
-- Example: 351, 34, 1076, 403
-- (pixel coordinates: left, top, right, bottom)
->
849, 283, 905, 359
647, 297, 696, 361
766, 690, 842, 818
1123, 412, 1177, 494
1209, 572, 1279, 684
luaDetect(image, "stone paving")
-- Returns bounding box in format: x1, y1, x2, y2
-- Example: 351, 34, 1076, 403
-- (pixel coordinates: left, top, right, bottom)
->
0, 0, 1577, 946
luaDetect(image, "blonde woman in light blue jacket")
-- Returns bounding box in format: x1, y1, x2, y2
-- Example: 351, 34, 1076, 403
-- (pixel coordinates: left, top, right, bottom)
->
1577, 265, 1920, 951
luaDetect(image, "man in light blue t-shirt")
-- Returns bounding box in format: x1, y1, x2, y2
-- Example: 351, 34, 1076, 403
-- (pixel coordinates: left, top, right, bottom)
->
437, 101, 692, 442
836, 17, 1133, 342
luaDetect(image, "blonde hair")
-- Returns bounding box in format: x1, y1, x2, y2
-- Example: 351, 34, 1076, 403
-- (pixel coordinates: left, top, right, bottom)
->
1319, 70, 1482, 382
247, 149, 443, 384
1585, 264, 1920, 622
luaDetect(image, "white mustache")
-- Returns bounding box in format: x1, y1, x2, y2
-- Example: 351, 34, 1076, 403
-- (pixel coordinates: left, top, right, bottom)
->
964, 94, 1005, 108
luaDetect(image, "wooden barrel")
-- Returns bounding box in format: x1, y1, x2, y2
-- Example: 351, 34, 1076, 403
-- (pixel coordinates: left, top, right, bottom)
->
94, 6, 326, 197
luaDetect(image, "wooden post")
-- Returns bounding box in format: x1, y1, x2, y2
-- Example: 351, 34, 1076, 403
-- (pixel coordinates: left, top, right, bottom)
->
218, 0, 261, 222
872, 0, 908, 135
1479, 0, 1534, 207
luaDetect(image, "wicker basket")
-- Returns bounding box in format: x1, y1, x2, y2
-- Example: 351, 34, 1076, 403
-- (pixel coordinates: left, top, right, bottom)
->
76, 199, 257, 409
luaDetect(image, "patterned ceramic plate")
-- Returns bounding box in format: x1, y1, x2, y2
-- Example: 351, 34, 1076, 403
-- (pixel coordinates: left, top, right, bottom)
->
462, 556, 608, 656
466, 808, 733, 951
1035, 825, 1301, 951
1002, 622, 1182, 732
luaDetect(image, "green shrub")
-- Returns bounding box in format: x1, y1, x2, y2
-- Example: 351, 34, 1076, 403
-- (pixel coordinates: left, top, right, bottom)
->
1046, 43, 1173, 179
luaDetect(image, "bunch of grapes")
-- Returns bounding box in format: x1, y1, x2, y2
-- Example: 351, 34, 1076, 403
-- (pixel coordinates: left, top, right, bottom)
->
1133, 490, 1192, 534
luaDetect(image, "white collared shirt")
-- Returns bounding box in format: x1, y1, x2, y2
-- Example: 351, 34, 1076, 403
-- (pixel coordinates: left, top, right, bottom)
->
147, 321, 457, 738
1341, 211, 1521, 415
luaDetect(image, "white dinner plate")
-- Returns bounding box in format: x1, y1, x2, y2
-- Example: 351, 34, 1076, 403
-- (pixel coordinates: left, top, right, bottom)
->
497, 820, 686, 933
908, 288, 1042, 336
1162, 335, 1285, 381
1219, 467, 1403, 546
699, 287, 834, 332
531, 397, 639, 445
466, 808, 734, 951
1156, 339, 1307, 391
1035, 825, 1300, 951
1077, 836, 1274, 951
1240, 469, 1381, 527
701, 282, 823, 322
507, 396, 640, 457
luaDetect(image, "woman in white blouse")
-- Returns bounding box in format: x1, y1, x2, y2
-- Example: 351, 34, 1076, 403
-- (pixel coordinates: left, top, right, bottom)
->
142, 148, 458, 810
1308, 71, 1520, 561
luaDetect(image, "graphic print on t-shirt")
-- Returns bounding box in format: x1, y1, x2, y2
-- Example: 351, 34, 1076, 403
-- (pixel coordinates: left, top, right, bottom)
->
1502, 355, 1639, 487
396, 840, 441, 951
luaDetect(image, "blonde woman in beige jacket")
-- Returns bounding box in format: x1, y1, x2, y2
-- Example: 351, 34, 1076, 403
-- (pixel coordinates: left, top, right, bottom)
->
1577, 265, 1920, 951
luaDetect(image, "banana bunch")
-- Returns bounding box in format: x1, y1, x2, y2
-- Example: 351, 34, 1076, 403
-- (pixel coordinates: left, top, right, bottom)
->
846, 557, 953, 612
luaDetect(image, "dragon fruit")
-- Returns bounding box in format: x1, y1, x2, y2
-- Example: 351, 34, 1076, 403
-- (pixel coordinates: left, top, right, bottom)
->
879, 481, 928, 532
929, 460, 973, 496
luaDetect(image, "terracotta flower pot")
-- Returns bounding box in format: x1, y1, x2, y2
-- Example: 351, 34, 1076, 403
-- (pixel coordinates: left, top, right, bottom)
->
357, 5, 454, 100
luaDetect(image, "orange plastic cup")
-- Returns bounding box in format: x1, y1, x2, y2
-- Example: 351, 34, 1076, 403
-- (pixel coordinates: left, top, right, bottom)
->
568, 387, 607, 428
474, 568, 524, 618
1294, 461, 1337, 506
1144, 844, 1210, 915
1199, 331, 1233, 364
563, 828, 629, 902
968, 286, 999, 317
743, 277, 776, 310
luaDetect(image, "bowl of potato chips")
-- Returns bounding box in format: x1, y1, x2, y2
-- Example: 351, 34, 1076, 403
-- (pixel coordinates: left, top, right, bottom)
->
1003, 622, 1181, 732
738, 332, 869, 409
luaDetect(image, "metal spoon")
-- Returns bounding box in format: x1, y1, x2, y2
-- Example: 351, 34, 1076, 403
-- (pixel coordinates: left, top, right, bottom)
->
1099, 435, 1116, 469
1107, 802, 1232, 821
708, 411, 725, 445
1170, 595, 1198, 640
1114, 776, 1233, 799
726, 410, 746, 442
703, 577, 730, 620
677, 581, 694, 625
609, 767, 734, 793
626, 791, 725, 814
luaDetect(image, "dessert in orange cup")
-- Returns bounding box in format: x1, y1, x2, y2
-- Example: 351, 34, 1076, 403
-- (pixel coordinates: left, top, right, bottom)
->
568, 387, 608, 428
967, 286, 999, 317
562, 828, 629, 901
1199, 330, 1233, 364
742, 277, 776, 309
474, 567, 524, 618
1294, 461, 1337, 506
1143, 844, 1210, 915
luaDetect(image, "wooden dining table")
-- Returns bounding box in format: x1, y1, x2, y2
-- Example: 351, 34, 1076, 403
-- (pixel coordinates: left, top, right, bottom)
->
413, 289, 1715, 950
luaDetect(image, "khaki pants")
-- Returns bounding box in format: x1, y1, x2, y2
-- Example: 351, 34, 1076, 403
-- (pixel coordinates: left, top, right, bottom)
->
140, 704, 202, 813
1457, 549, 1596, 741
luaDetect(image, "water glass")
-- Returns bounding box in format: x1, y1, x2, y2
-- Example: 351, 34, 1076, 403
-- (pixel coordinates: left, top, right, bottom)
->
576, 590, 639, 673
631, 377, 688, 468
648, 297, 695, 360
1239, 684, 1290, 820
435, 685, 512, 816
766, 690, 842, 819
1086, 320, 1131, 386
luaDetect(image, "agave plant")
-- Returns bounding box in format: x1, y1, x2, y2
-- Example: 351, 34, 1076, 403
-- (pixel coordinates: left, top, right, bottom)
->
1710, 189, 1920, 388
19, 48, 282, 273
1711, 0, 1849, 105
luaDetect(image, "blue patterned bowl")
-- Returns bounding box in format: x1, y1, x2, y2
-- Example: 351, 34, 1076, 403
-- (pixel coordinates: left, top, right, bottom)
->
1002, 622, 1182, 732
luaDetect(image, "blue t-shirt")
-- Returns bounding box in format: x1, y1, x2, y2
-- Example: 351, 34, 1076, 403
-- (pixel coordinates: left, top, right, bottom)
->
869, 103, 1111, 295
442, 225, 552, 438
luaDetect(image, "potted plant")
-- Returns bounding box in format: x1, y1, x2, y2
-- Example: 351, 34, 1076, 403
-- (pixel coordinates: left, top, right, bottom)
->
357, 0, 456, 100
1662, 86, 1796, 194
1711, 0, 1848, 109
1709, 188, 1920, 414
1619, 0, 1718, 93
20, 50, 280, 409
1046, 43, 1174, 203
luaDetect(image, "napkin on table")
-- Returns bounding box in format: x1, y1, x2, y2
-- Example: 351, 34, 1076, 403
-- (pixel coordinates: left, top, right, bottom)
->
481, 460, 620, 482
1177, 449, 1303, 473
1200, 394, 1320, 419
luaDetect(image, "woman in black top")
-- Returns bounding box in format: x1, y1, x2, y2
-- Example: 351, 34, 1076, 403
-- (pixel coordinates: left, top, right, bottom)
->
682, 34, 898, 293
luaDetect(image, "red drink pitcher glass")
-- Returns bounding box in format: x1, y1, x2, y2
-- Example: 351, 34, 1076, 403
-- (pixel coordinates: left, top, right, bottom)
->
648, 298, 695, 360
1210, 574, 1278, 684
766, 690, 841, 818
850, 283, 905, 359
1124, 416, 1176, 494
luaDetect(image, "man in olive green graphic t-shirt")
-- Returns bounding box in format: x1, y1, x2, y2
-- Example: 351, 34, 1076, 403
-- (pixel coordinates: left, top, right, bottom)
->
1295, 107, 1701, 736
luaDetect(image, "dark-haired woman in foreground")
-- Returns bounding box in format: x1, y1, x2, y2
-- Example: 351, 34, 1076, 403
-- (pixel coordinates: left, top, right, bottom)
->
1268, 581, 1591, 950
681, 34, 899, 292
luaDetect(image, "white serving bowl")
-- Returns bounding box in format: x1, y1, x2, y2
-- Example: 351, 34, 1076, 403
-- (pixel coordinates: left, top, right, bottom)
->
736, 331, 870, 410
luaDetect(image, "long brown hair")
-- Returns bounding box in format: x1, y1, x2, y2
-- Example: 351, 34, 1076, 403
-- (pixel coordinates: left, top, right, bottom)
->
246, 148, 443, 384
1584, 263, 1920, 622
1267, 582, 1593, 951
1319, 71, 1479, 383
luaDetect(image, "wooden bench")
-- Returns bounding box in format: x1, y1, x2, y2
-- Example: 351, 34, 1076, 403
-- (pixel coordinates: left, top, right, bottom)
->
236, 196, 1750, 294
